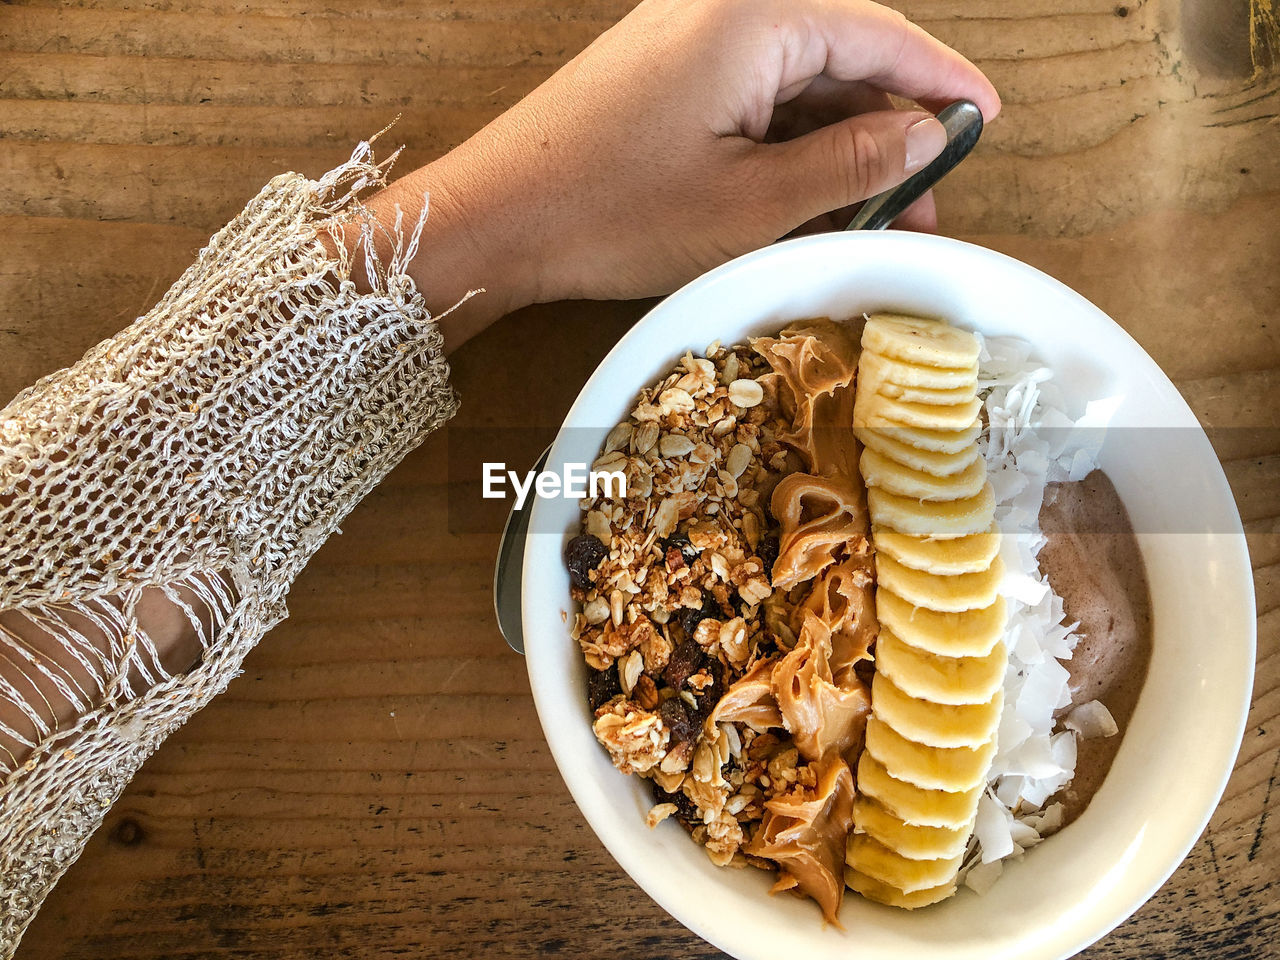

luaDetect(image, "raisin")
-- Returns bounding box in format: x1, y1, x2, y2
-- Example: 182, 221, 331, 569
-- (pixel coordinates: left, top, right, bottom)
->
678, 589, 719, 635
586, 666, 621, 712
757, 532, 780, 584
659, 697, 695, 744
691, 661, 728, 727
565, 533, 608, 590
662, 534, 700, 564
663, 640, 705, 691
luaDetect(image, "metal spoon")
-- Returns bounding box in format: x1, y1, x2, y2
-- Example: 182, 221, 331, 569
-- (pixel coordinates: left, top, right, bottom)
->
494, 100, 984, 654
845, 99, 983, 231
493, 444, 549, 653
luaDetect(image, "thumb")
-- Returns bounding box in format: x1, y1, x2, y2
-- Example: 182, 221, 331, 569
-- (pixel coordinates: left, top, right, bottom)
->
761, 110, 946, 226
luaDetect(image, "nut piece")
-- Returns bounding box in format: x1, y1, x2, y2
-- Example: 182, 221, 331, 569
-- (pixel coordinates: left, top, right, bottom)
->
738, 576, 772, 606
709, 552, 731, 581
728, 379, 764, 408
719, 617, 749, 668
634, 421, 660, 455
725, 442, 753, 479
646, 802, 679, 828
604, 422, 633, 453
693, 617, 722, 649
659, 739, 694, 775
721, 353, 740, 384
659, 434, 696, 458
619, 650, 644, 696
658, 387, 696, 415
652, 498, 679, 538
584, 509, 612, 542
639, 627, 673, 674
583, 596, 610, 625
633, 674, 659, 710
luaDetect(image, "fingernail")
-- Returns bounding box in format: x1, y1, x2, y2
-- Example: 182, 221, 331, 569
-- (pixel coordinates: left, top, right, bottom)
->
904, 117, 947, 175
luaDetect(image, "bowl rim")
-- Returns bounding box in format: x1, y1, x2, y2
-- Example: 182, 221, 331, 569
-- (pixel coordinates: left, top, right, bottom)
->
521, 230, 1256, 960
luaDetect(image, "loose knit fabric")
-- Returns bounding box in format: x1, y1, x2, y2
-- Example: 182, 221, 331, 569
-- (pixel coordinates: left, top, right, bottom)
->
0, 141, 460, 955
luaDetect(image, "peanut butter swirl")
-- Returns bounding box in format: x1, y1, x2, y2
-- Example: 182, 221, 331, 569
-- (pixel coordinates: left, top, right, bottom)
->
730, 320, 875, 923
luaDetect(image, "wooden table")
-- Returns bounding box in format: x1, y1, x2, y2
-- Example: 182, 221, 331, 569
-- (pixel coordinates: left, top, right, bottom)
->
3, 1, 1277, 957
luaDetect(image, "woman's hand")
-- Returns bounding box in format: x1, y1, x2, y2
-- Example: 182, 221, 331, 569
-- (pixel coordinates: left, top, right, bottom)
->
366, 0, 999, 348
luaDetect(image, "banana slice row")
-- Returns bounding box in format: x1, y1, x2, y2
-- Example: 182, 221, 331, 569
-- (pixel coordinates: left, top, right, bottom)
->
846, 867, 956, 910
875, 628, 1007, 706
852, 794, 973, 860
874, 525, 1000, 575
863, 715, 996, 792
860, 447, 988, 503
846, 313, 1009, 909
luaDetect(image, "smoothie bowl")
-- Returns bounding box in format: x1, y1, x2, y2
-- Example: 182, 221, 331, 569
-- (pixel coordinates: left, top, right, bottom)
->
521, 231, 1254, 960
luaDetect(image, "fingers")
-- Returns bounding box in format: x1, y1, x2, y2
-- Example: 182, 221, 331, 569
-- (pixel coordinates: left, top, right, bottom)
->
778, 0, 1001, 122
759, 109, 947, 225
766, 77, 892, 143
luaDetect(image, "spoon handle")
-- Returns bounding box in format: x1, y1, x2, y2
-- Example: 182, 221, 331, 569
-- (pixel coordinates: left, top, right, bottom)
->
845, 100, 984, 232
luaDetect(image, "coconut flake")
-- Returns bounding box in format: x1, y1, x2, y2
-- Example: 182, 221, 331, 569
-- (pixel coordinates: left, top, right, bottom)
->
962, 858, 1005, 896
1000, 735, 1065, 780
1015, 659, 1071, 734
995, 776, 1025, 809
1051, 730, 1078, 772
1064, 699, 1120, 739
1009, 820, 1042, 848
1027, 802, 1066, 835
964, 337, 1120, 876
974, 791, 1016, 863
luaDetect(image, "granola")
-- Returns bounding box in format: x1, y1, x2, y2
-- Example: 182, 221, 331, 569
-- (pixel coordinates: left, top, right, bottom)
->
570, 321, 877, 924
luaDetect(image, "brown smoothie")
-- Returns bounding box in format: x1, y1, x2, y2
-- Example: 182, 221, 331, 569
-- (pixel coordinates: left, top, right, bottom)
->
1037, 469, 1153, 824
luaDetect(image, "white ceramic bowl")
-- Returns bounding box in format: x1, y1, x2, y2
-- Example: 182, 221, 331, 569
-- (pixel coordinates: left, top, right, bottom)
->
522, 231, 1255, 960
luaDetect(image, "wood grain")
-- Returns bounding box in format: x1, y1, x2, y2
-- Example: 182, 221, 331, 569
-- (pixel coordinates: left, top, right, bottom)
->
1, 0, 1277, 957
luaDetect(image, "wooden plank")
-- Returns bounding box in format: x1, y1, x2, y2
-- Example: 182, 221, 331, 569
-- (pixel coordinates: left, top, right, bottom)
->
0, 7, 606, 67
0, 52, 553, 108
2, 0, 1277, 958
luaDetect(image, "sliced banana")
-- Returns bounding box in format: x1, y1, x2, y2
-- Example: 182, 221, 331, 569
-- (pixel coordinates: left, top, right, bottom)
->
867, 482, 996, 538
854, 390, 982, 432
864, 714, 997, 792
873, 525, 1001, 575
871, 672, 1002, 749
855, 426, 981, 478
860, 447, 987, 502
876, 589, 1006, 658
856, 751, 982, 829
856, 419, 982, 455
859, 349, 979, 390
877, 379, 977, 406
875, 553, 1004, 614
862, 313, 981, 369
848, 313, 1010, 911
846, 832, 964, 893
852, 794, 974, 861
846, 868, 956, 910
875, 627, 1007, 706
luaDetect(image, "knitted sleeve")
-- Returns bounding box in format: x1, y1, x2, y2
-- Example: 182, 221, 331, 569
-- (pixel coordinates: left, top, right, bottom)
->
0, 140, 461, 954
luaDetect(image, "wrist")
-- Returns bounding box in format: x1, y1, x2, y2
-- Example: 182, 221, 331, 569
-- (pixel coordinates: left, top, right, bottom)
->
359, 154, 541, 351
